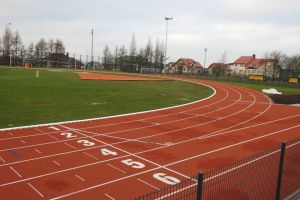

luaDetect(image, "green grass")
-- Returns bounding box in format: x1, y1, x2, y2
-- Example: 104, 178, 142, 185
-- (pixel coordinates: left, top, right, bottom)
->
228, 82, 300, 95
0, 67, 213, 128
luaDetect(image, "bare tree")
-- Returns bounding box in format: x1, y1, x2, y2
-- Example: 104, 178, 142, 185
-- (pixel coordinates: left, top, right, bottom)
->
26, 42, 35, 59
12, 31, 23, 57
35, 38, 48, 66
129, 33, 137, 57
114, 45, 119, 71
48, 39, 55, 54
271, 51, 283, 79
54, 39, 65, 54
153, 38, 164, 71
154, 39, 160, 66
118, 45, 127, 57
138, 47, 144, 57
103, 45, 113, 69
285, 54, 300, 76
219, 51, 227, 63
2, 26, 13, 56
144, 38, 153, 63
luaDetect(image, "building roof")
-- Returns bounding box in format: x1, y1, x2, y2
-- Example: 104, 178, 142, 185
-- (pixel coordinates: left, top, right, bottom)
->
233, 55, 274, 69
233, 55, 256, 65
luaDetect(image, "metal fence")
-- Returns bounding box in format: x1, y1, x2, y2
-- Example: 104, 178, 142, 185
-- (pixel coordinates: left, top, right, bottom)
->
169, 74, 300, 88
134, 137, 300, 200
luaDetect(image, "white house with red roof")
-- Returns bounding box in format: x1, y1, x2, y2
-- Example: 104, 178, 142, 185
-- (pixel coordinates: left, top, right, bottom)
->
228, 55, 275, 77
167, 58, 203, 74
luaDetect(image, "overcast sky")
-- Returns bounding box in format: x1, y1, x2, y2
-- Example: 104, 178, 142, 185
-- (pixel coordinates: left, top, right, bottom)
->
1, 0, 300, 65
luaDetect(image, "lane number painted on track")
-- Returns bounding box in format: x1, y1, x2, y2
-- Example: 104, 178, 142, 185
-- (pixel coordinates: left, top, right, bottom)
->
100, 148, 118, 156
153, 173, 180, 185
60, 132, 77, 138
77, 140, 95, 147
121, 159, 145, 169
48, 126, 60, 131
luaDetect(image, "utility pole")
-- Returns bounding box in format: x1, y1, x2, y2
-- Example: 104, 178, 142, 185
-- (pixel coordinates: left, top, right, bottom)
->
164, 17, 172, 74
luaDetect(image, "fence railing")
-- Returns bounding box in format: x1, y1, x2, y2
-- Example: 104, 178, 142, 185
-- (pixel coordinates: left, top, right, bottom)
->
134, 137, 300, 200
169, 74, 300, 88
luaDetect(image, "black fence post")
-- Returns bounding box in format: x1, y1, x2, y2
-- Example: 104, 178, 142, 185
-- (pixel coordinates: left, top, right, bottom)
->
197, 173, 204, 200
275, 143, 286, 200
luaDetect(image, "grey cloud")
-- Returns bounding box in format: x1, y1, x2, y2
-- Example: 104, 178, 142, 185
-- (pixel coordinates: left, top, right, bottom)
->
0, 0, 299, 65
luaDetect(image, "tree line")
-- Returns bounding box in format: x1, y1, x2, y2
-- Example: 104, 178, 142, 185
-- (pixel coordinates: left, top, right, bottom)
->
0, 26, 66, 67
102, 34, 165, 73
263, 51, 300, 78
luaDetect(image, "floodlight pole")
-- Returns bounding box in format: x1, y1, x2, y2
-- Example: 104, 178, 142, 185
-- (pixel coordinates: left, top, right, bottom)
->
91, 29, 95, 70
204, 48, 207, 69
164, 17, 172, 74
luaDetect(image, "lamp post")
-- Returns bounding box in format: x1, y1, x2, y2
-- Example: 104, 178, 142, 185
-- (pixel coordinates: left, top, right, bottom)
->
164, 17, 172, 74
203, 48, 207, 69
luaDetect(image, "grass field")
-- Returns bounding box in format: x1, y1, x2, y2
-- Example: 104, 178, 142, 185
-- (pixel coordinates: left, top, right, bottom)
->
229, 82, 300, 95
0, 67, 213, 129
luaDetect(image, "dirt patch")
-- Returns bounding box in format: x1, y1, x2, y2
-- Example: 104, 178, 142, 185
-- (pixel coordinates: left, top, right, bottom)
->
268, 94, 300, 104
79, 72, 169, 81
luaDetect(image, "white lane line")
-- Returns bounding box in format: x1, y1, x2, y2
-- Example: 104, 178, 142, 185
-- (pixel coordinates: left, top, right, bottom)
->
64, 142, 77, 150
48, 126, 61, 131
106, 163, 127, 174
0, 94, 286, 171
83, 152, 99, 160
0, 85, 272, 179
9, 166, 22, 177
155, 142, 300, 200
35, 128, 45, 134
75, 174, 85, 182
105, 193, 116, 200
0, 82, 220, 143
4, 107, 294, 168
132, 139, 167, 146
52, 160, 61, 166
0, 156, 5, 163
48, 134, 58, 141
49, 125, 300, 200
27, 182, 44, 198
0, 80, 216, 133
20, 139, 26, 144
0, 86, 225, 151
8, 132, 14, 136
137, 178, 160, 190
34, 148, 42, 154
0, 86, 281, 188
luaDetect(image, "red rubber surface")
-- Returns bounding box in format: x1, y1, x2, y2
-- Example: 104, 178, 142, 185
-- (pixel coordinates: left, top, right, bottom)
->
0, 78, 299, 200
79, 73, 167, 81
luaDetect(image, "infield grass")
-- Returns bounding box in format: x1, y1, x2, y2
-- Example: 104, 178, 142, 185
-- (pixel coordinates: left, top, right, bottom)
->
0, 67, 213, 129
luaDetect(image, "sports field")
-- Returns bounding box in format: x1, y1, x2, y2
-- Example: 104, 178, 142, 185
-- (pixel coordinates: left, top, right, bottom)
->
0, 71, 299, 199
0, 68, 212, 128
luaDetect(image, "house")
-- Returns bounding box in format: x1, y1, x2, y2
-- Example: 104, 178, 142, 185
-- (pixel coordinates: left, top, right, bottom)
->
208, 63, 231, 75
228, 55, 275, 77
166, 62, 176, 73
168, 58, 203, 74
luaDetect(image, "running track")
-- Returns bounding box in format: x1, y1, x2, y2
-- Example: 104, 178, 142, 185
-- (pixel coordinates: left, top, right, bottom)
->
0, 78, 299, 200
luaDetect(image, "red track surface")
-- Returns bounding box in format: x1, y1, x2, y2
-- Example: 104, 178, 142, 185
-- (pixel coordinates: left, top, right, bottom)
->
79, 73, 167, 81
0, 78, 300, 200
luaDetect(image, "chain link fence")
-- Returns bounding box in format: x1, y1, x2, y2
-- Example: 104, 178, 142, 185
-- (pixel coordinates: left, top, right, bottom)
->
134, 137, 300, 200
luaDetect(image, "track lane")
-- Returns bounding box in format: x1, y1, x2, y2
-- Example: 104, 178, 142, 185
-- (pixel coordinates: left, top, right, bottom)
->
0, 78, 299, 200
